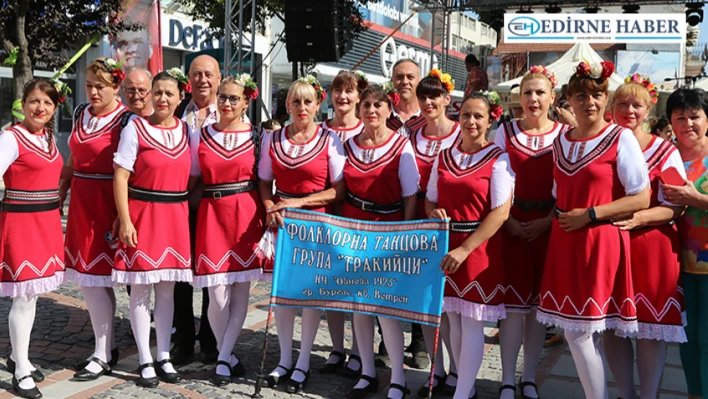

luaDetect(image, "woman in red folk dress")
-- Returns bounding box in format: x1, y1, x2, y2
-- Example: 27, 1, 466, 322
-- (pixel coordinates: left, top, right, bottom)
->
319, 70, 365, 376
537, 61, 650, 399
342, 84, 420, 399
495, 66, 571, 399
0, 79, 66, 399
426, 92, 514, 399
601, 76, 686, 399
412, 70, 461, 396
258, 76, 346, 393
190, 74, 265, 386
113, 70, 194, 389
62, 58, 132, 380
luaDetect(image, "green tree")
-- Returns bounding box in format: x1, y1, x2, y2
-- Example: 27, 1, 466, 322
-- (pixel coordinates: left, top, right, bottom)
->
0, 0, 141, 104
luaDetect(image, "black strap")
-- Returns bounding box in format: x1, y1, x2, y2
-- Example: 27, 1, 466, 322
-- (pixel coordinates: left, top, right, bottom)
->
90, 357, 111, 372
275, 188, 325, 199
389, 383, 411, 395
346, 191, 402, 215
119, 110, 135, 131
513, 199, 555, 213
0, 201, 60, 213
252, 125, 262, 173
449, 220, 482, 233
202, 180, 258, 199
554, 207, 611, 225
128, 185, 189, 203
137, 362, 154, 373
73, 103, 88, 125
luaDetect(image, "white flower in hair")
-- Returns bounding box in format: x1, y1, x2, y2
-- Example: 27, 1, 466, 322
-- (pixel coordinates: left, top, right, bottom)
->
240, 73, 252, 83
105, 58, 118, 67
589, 63, 603, 79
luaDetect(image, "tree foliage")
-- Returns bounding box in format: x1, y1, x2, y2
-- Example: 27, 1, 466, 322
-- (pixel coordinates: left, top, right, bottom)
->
0, 0, 141, 101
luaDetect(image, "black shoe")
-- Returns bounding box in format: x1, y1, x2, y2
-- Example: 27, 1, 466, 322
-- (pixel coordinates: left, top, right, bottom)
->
230, 357, 246, 377
12, 375, 42, 399
417, 374, 446, 397
443, 372, 457, 395
6, 358, 44, 383
320, 350, 346, 374
265, 364, 292, 388
169, 346, 194, 366
74, 348, 119, 371
347, 374, 379, 399
388, 383, 411, 399
342, 354, 362, 378
519, 380, 540, 399
197, 349, 218, 365
286, 368, 310, 393
73, 357, 112, 381
136, 362, 159, 388
499, 384, 516, 398
155, 359, 181, 384
212, 360, 232, 387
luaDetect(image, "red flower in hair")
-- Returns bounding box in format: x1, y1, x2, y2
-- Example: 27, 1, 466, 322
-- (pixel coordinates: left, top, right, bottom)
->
576, 62, 591, 77
245, 87, 259, 100
600, 61, 615, 80
320, 89, 327, 102
183, 81, 192, 94
112, 69, 126, 83
357, 79, 368, 91
388, 91, 401, 106
491, 105, 504, 121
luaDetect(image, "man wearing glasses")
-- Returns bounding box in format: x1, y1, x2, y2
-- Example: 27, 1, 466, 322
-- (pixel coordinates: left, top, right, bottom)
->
122, 67, 153, 117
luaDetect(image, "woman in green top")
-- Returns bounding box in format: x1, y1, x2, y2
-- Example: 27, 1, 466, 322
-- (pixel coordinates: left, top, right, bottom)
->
663, 87, 708, 399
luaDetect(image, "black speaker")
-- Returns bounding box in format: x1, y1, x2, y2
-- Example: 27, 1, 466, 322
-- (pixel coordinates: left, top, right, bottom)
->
285, 0, 354, 62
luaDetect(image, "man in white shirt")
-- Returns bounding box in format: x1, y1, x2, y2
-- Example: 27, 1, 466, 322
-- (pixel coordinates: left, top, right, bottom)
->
171, 55, 222, 366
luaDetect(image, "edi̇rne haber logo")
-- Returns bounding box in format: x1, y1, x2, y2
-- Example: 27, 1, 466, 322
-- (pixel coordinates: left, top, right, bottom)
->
504, 14, 685, 44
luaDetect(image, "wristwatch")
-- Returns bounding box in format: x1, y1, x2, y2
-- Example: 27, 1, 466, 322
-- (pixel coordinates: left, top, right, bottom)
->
588, 207, 597, 222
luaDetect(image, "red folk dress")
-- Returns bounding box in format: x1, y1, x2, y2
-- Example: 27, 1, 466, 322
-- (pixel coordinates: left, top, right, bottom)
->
342, 133, 420, 222
322, 119, 364, 143
537, 124, 649, 334
258, 126, 346, 274
494, 120, 572, 312
0, 125, 64, 297
65, 103, 132, 287
427, 144, 515, 321
112, 117, 194, 285
192, 124, 266, 287
410, 122, 461, 219
620, 137, 686, 342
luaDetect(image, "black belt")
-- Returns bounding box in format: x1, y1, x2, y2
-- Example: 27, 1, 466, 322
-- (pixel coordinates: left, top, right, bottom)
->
346, 192, 402, 215
275, 188, 324, 199
514, 199, 555, 212
0, 201, 60, 213
449, 220, 482, 233
73, 171, 113, 180
554, 207, 611, 225
128, 185, 189, 203
203, 181, 258, 199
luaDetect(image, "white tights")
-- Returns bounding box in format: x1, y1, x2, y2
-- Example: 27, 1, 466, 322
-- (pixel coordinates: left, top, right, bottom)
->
603, 333, 667, 399
269, 307, 321, 382
130, 282, 176, 378
565, 330, 608, 399
9, 295, 38, 389
499, 309, 546, 399
324, 311, 359, 367
447, 312, 485, 399
208, 282, 250, 376
422, 314, 457, 387
81, 286, 117, 373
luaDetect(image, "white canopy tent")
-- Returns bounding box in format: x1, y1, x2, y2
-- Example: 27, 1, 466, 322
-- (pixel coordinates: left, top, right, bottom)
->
492, 42, 625, 95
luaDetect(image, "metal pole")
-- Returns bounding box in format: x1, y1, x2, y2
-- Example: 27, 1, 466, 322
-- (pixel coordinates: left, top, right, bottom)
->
238, 0, 244, 74
224, 0, 233, 75
430, 8, 436, 65
250, 0, 256, 76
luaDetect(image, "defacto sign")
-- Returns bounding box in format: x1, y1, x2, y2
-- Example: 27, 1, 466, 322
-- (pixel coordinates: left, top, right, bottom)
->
504, 14, 685, 43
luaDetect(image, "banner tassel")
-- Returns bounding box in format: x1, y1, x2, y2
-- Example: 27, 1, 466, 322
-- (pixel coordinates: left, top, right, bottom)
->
427, 323, 441, 399
252, 302, 275, 398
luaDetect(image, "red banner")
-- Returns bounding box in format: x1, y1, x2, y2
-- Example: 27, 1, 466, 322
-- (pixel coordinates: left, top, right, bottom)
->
111, 0, 163, 75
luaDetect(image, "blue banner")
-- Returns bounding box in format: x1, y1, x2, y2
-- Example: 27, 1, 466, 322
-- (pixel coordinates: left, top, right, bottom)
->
271, 209, 449, 326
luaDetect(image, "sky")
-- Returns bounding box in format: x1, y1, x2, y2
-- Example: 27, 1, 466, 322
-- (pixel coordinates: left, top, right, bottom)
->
700, 18, 708, 43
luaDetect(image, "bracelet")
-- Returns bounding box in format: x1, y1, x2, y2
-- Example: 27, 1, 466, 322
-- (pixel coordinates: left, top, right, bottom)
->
588, 207, 597, 222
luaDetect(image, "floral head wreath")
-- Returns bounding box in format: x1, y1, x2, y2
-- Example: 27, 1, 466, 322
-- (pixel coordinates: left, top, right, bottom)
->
383, 81, 401, 107
624, 73, 659, 104
574, 60, 615, 82
98, 58, 125, 84
52, 78, 71, 104
234, 73, 259, 100
428, 68, 455, 93
166, 67, 192, 94
353, 70, 369, 92
298, 74, 327, 102
480, 90, 504, 121
527, 65, 558, 88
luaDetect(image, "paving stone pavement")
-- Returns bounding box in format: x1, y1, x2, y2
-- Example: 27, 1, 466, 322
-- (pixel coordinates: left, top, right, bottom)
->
0, 185, 691, 398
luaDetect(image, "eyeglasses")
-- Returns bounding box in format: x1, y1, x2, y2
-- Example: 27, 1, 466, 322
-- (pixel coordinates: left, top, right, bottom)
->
124, 88, 150, 97
218, 94, 242, 105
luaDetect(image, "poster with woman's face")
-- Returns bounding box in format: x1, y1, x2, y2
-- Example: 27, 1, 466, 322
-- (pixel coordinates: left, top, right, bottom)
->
109, 0, 163, 75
